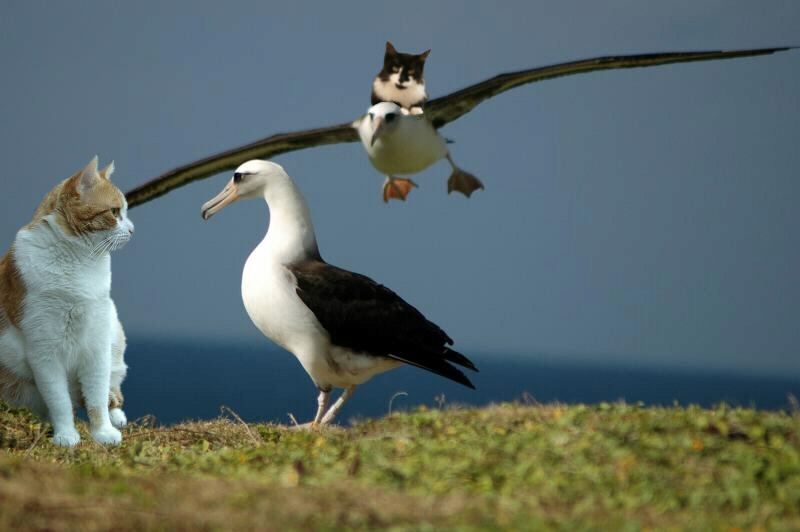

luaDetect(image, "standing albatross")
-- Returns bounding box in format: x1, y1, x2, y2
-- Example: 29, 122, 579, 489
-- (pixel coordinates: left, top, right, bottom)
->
200, 160, 477, 425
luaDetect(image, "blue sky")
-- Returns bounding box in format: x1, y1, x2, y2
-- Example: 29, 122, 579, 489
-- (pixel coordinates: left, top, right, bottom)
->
1, 1, 798, 377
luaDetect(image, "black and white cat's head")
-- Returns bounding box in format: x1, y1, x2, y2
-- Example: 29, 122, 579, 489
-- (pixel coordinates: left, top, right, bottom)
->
371, 42, 430, 110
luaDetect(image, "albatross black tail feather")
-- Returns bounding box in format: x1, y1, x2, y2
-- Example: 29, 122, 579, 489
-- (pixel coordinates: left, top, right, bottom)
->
389, 349, 477, 389
443, 347, 479, 372
406, 357, 476, 389
288, 260, 478, 388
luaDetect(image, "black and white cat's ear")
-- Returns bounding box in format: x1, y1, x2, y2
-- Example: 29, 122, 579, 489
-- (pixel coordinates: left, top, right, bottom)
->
72, 155, 100, 195
419, 49, 431, 61
386, 42, 397, 55
99, 160, 115, 181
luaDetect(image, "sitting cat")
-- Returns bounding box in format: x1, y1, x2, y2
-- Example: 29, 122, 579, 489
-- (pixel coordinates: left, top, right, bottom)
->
0, 156, 133, 446
371, 42, 430, 114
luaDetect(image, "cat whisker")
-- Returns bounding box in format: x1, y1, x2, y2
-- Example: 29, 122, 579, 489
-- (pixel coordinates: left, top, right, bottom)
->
92, 237, 116, 265
82, 236, 115, 265
90, 235, 114, 252
85, 234, 119, 266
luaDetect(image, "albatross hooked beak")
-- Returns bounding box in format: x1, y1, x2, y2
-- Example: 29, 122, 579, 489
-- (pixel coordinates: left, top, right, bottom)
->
201, 179, 239, 220
370, 116, 385, 147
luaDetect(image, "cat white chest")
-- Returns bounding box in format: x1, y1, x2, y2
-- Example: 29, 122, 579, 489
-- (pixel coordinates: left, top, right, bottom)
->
373, 77, 428, 109
12, 223, 115, 370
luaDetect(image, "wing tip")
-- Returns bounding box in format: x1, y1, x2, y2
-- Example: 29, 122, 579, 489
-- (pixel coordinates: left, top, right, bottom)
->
443, 361, 477, 390
444, 347, 479, 373
447, 365, 477, 389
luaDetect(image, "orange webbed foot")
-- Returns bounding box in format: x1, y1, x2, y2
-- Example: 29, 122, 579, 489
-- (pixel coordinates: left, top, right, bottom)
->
382, 177, 419, 202
447, 168, 484, 198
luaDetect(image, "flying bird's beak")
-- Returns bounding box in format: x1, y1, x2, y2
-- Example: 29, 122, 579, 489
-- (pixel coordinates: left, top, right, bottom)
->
370, 116, 385, 147
201, 179, 239, 220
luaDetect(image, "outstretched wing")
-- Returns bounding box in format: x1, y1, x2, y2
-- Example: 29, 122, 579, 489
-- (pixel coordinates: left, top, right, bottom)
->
126, 122, 358, 208
126, 47, 794, 208
289, 260, 478, 389
424, 47, 793, 129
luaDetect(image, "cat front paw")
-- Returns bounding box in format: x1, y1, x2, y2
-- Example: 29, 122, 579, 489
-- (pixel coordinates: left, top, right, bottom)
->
91, 424, 122, 446
109, 408, 127, 428
53, 428, 81, 447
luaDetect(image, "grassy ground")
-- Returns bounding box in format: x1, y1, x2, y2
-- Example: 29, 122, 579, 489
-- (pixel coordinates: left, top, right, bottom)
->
1, 400, 798, 530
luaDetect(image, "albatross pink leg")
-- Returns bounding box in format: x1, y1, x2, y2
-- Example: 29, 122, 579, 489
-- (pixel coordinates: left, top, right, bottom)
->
320, 386, 356, 425
312, 390, 331, 426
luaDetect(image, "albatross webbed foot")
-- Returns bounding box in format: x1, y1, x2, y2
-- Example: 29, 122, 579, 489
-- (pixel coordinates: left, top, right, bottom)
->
382, 177, 418, 203
445, 155, 484, 198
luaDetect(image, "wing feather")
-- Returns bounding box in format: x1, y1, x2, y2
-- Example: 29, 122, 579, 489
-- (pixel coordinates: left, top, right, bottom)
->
424, 47, 794, 128
126, 47, 794, 207
126, 122, 358, 208
289, 261, 478, 388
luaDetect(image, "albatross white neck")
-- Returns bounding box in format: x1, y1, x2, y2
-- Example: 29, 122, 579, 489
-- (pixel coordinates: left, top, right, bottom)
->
260, 175, 320, 264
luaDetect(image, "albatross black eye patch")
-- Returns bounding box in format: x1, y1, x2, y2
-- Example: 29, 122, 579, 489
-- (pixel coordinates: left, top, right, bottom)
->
234, 172, 244, 183
385, 113, 397, 123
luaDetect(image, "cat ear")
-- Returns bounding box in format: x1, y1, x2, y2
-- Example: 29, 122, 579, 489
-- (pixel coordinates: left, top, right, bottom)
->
99, 160, 115, 181
419, 49, 431, 61
72, 155, 100, 196
385, 42, 396, 55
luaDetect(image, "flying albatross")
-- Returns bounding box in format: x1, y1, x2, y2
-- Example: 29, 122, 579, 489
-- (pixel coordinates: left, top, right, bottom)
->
126, 47, 795, 207
355, 101, 484, 201
200, 160, 478, 425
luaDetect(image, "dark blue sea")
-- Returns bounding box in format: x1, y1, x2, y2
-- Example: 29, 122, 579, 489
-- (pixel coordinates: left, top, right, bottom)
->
121, 339, 799, 425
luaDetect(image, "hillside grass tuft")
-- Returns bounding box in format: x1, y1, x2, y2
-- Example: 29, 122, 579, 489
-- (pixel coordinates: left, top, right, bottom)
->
1, 400, 799, 530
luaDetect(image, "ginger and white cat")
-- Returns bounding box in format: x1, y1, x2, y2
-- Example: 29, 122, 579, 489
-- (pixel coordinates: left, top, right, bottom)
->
0, 156, 133, 446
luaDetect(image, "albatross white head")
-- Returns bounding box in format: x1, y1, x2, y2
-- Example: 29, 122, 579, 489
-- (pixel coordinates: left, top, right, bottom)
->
200, 160, 285, 219
357, 101, 404, 148
201, 160, 319, 262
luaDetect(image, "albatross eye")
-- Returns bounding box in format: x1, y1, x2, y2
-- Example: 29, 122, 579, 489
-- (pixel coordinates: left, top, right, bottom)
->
233, 172, 243, 183
385, 112, 397, 123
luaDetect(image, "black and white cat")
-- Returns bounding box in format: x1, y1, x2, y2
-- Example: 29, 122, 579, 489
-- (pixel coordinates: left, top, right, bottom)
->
371, 42, 430, 115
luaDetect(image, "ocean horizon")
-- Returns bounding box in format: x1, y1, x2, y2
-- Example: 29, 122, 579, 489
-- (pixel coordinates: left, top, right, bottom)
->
117, 338, 800, 426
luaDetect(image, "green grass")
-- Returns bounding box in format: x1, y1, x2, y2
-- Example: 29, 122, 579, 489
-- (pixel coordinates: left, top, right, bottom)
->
1, 400, 799, 530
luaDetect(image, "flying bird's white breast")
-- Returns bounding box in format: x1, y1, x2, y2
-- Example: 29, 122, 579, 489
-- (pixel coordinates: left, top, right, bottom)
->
359, 114, 448, 176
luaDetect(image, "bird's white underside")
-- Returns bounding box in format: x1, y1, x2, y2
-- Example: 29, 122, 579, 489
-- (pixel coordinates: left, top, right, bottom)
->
357, 103, 448, 176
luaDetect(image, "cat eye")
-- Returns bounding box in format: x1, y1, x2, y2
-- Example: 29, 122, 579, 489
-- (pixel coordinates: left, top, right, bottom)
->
110, 208, 120, 218
391, 66, 399, 72
407, 69, 415, 75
